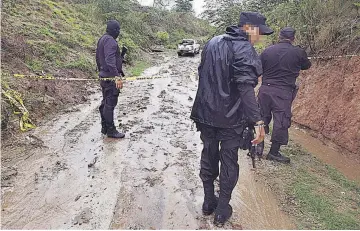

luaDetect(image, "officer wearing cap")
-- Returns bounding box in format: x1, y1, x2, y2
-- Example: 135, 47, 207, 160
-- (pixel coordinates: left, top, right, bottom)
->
96, 20, 125, 138
258, 27, 312, 163
191, 12, 273, 226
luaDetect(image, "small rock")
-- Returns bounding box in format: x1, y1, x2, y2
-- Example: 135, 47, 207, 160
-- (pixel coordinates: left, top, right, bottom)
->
188, 96, 193, 101
75, 195, 81, 201
88, 157, 98, 168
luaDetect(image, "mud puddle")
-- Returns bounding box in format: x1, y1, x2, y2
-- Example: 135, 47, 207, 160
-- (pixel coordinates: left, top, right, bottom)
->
2, 52, 294, 229
290, 126, 360, 183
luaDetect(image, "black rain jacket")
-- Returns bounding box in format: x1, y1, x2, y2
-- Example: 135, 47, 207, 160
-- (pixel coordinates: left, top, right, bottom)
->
190, 26, 262, 128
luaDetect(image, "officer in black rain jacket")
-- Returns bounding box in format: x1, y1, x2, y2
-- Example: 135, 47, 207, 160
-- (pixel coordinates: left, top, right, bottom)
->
190, 12, 273, 226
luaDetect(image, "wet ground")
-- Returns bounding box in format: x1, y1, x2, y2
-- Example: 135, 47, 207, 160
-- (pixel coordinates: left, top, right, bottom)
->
289, 126, 360, 184
2, 52, 295, 229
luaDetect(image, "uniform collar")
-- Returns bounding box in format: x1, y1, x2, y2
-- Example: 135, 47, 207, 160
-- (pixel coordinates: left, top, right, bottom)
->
279, 40, 293, 44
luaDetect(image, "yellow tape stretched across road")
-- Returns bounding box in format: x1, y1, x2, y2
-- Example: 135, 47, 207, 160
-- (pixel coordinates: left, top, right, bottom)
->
307, 54, 358, 60
9, 73, 168, 82
4, 54, 359, 81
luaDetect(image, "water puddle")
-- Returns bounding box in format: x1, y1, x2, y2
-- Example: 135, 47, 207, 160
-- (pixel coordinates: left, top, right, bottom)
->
230, 153, 296, 230
290, 126, 360, 183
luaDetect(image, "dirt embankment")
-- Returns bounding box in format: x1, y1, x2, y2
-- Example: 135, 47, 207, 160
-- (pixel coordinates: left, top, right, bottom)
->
292, 56, 360, 155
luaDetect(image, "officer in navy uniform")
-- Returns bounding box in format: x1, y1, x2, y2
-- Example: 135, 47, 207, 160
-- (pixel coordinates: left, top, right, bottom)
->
258, 27, 312, 163
96, 20, 125, 138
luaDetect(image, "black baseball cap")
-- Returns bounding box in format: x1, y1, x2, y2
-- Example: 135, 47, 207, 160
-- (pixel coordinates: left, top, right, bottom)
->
239, 12, 274, 35
280, 27, 296, 40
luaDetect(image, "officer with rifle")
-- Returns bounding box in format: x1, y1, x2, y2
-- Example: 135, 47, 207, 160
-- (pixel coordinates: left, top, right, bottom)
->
191, 12, 272, 226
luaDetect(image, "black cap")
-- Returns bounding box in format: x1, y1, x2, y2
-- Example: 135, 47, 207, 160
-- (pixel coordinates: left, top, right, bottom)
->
280, 27, 296, 40
239, 12, 274, 35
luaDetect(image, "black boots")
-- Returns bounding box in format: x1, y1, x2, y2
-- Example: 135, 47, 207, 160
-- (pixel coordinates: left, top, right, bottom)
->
202, 196, 218, 216
214, 204, 233, 227
266, 142, 290, 163
101, 121, 107, 135
202, 181, 218, 215
266, 152, 290, 163
106, 124, 125, 138
101, 121, 125, 138
202, 181, 233, 227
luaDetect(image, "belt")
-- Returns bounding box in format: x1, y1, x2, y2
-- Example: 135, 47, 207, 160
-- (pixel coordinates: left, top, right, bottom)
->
262, 83, 295, 92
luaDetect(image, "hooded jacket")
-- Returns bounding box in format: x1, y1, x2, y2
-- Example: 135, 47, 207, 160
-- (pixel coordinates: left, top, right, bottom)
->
96, 34, 123, 78
190, 26, 262, 128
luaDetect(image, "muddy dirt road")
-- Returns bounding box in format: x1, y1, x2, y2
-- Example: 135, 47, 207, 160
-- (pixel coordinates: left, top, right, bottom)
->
1, 53, 294, 229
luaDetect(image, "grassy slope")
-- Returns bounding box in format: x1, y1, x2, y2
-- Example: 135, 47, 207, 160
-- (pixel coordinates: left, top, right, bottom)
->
258, 141, 360, 229
2, 0, 101, 75
1, 0, 213, 134
1, 0, 102, 134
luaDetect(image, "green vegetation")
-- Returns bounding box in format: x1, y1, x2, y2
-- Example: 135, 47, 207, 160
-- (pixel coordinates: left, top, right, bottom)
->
202, 0, 359, 54
261, 143, 360, 229
174, 0, 194, 12
127, 61, 151, 76
2, 0, 213, 75
1, 0, 213, 132
156, 31, 170, 45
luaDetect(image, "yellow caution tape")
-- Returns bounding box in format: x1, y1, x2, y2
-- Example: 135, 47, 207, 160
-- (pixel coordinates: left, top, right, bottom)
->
5, 73, 169, 82
308, 54, 358, 60
1, 85, 36, 131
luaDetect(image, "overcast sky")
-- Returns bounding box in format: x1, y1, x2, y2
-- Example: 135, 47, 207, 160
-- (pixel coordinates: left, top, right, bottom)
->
137, 0, 205, 16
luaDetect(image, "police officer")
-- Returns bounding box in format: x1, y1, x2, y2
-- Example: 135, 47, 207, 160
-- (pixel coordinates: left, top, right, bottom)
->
96, 20, 125, 138
258, 27, 312, 163
191, 12, 272, 226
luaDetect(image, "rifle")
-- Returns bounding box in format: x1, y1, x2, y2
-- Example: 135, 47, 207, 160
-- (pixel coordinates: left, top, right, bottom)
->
121, 46, 128, 58
242, 125, 264, 168
120, 46, 128, 77
249, 144, 257, 168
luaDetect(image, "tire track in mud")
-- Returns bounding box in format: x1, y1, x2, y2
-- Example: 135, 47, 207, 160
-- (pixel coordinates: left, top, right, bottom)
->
1, 53, 294, 229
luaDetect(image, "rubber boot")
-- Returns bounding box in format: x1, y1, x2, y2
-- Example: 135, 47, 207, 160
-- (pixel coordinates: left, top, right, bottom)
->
214, 204, 233, 227
101, 121, 107, 135
202, 181, 218, 215
106, 124, 125, 138
266, 142, 290, 163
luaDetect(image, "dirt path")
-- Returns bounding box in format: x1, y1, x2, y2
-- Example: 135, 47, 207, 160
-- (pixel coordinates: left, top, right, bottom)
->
1, 52, 294, 229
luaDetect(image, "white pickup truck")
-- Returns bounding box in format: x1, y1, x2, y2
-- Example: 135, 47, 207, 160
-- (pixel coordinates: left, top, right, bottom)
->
177, 39, 200, 56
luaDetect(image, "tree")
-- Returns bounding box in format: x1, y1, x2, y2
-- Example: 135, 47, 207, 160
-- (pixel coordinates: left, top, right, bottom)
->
201, 0, 243, 33
174, 0, 194, 13
153, 0, 172, 10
